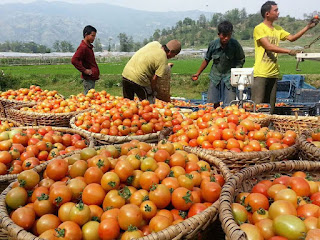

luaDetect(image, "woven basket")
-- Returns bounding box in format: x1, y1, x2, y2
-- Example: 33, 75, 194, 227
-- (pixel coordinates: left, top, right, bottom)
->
0, 126, 94, 194
271, 115, 320, 134
156, 65, 171, 102
0, 98, 36, 118
70, 115, 169, 145
247, 113, 271, 127
219, 160, 320, 240
298, 130, 320, 161
185, 143, 298, 173
7, 104, 90, 127
0, 144, 231, 240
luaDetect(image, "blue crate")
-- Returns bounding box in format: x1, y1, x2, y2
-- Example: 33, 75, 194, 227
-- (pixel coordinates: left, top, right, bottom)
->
276, 80, 296, 101
201, 91, 208, 103
295, 89, 320, 103
281, 74, 305, 88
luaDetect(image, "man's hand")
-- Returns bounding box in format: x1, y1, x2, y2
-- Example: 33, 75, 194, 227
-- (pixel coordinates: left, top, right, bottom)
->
191, 74, 199, 81
308, 18, 319, 29
84, 69, 92, 75
288, 49, 301, 56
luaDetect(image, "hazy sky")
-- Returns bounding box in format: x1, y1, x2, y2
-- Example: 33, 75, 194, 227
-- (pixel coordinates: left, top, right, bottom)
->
0, 0, 318, 19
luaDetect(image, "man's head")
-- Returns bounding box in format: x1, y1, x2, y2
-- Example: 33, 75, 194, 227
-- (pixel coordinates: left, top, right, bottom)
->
83, 25, 97, 44
163, 40, 181, 59
261, 1, 279, 20
218, 21, 233, 46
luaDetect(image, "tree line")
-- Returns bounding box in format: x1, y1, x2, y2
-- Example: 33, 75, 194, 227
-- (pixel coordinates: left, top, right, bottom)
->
0, 9, 319, 53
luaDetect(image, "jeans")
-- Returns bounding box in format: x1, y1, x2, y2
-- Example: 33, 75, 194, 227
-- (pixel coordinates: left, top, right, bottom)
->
83, 79, 95, 95
207, 80, 236, 106
122, 77, 155, 103
251, 77, 277, 114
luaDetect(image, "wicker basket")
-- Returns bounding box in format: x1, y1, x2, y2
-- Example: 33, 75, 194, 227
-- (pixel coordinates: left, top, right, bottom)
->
185, 143, 298, 173
0, 144, 231, 240
298, 130, 320, 161
156, 65, 171, 102
0, 126, 94, 194
219, 160, 320, 240
0, 98, 36, 118
7, 104, 90, 127
70, 115, 170, 145
271, 115, 320, 134
247, 113, 271, 127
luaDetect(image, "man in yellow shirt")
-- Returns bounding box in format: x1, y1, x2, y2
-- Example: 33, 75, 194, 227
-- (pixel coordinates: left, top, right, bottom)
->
122, 40, 181, 103
252, 1, 318, 114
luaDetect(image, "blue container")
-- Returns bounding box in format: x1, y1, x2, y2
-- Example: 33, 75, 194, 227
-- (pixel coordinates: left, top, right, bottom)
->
281, 74, 305, 88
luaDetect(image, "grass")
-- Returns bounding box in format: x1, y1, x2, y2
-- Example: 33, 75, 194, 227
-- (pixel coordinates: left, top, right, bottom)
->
0, 55, 319, 99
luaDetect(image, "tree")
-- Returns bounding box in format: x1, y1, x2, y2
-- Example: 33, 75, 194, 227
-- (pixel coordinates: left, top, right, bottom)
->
53, 40, 61, 52
94, 38, 103, 52
60, 41, 74, 52
118, 33, 133, 52
153, 30, 161, 41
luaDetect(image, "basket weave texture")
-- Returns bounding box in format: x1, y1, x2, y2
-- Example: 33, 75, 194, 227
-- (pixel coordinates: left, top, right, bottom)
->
298, 130, 320, 161
0, 98, 36, 118
185, 143, 298, 173
219, 160, 320, 240
271, 115, 320, 133
70, 115, 170, 145
0, 144, 231, 240
0, 118, 22, 127
156, 65, 171, 102
7, 104, 90, 127
247, 114, 271, 127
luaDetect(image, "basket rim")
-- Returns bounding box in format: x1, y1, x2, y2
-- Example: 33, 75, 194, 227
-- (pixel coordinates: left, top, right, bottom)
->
7, 104, 91, 117
219, 160, 320, 240
0, 118, 22, 127
0, 143, 230, 240
70, 114, 161, 143
272, 114, 320, 121
0, 126, 94, 182
0, 93, 64, 105
297, 129, 320, 159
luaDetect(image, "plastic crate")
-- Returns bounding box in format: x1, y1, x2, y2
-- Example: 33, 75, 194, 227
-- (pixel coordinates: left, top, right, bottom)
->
276, 80, 296, 99
273, 105, 314, 116
295, 89, 320, 103
281, 74, 305, 88
311, 103, 320, 116
201, 91, 208, 103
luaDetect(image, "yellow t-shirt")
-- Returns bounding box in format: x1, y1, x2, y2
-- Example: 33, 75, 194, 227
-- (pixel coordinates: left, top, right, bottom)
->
253, 23, 290, 78
122, 41, 168, 87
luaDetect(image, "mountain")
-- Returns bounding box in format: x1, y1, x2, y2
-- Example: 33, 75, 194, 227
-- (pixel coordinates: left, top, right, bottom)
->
0, 1, 213, 48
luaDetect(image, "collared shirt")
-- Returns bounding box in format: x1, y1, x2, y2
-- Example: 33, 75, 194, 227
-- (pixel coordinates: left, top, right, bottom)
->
71, 40, 100, 80
253, 23, 290, 78
205, 38, 245, 88
122, 41, 168, 87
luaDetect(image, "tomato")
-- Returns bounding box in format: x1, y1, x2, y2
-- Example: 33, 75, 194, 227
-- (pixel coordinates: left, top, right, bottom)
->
306, 229, 320, 240
304, 216, 318, 231
114, 159, 134, 182
118, 204, 143, 230
273, 215, 306, 240
49, 185, 72, 207
83, 167, 103, 185
102, 189, 126, 210
288, 177, 310, 196
56, 221, 82, 240
33, 194, 56, 217
268, 184, 287, 199
231, 203, 248, 224
82, 183, 106, 206
12, 132, 29, 146
188, 203, 207, 218
98, 218, 120, 240
162, 177, 180, 193
155, 162, 171, 181
140, 200, 157, 220
252, 208, 269, 224
38, 229, 57, 240
297, 204, 319, 218
139, 171, 160, 191
255, 218, 275, 240
269, 200, 297, 219
252, 183, 268, 197
274, 188, 298, 208
200, 179, 221, 203
11, 207, 35, 230
100, 208, 120, 222
244, 193, 269, 212
0, 150, 12, 164
46, 159, 68, 181
80, 147, 97, 160
17, 169, 40, 190
69, 160, 88, 178
69, 202, 91, 226
36, 214, 61, 235
5, 186, 28, 209
149, 184, 171, 209
31, 186, 49, 203
172, 187, 193, 210
149, 215, 171, 233
121, 226, 144, 240
100, 172, 120, 192
240, 223, 264, 240
82, 221, 100, 240
58, 202, 75, 222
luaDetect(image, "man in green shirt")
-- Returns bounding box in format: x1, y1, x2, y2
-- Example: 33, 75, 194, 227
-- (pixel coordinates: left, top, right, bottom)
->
192, 21, 245, 108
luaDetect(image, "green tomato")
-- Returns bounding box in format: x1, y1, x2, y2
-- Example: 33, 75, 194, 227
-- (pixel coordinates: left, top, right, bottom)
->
274, 214, 306, 240
231, 203, 248, 225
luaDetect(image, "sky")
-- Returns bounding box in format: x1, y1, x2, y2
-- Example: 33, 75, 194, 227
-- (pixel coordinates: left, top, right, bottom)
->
0, 0, 318, 19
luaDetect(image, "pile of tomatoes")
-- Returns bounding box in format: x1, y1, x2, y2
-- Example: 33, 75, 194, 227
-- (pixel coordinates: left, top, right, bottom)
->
0, 126, 89, 175
74, 99, 183, 136
307, 129, 320, 148
167, 106, 296, 151
0, 85, 62, 102
5, 140, 225, 239
232, 171, 320, 240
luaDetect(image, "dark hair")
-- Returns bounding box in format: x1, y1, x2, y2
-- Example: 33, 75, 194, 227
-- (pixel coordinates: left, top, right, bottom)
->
218, 21, 233, 35
83, 25, 97, 38
261, 1, 277, 18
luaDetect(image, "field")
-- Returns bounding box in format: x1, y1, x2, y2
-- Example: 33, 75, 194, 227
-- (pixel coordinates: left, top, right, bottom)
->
0, 55, 319, 99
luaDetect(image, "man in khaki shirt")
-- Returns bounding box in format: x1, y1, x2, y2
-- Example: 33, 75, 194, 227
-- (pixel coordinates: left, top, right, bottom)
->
122, 40, 181, 103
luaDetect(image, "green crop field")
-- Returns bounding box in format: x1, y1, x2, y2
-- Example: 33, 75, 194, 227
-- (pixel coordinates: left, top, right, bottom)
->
0, 55, 319, 99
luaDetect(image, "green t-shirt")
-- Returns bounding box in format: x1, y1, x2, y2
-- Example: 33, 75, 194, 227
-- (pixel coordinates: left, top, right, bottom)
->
122, 41, 168, 87
205, 38, 245, 88
253, 22, 290, 78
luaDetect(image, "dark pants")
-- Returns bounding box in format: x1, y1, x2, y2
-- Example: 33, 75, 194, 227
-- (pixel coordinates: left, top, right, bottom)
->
207, 80, 236, 107
252, 77, 277, 114
122, 77, 154, 102
83, 79, 95, 95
